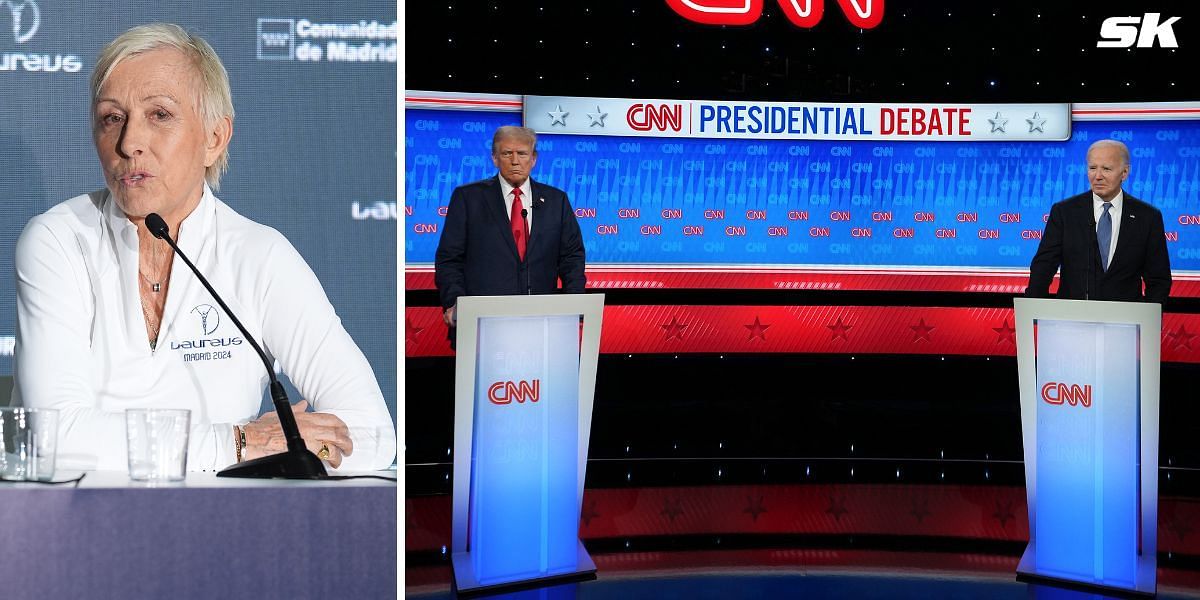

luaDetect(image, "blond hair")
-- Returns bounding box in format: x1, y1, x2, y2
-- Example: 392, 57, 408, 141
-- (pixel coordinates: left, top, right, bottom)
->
492, 126, 538, 155
92, 23, 235, 189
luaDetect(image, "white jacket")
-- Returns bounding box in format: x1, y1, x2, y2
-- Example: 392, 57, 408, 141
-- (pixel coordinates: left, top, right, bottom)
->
13, 187, 397, 472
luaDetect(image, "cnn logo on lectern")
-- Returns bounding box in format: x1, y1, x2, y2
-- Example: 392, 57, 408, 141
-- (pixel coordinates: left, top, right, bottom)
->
1041, 382, 1093, 408
488, 380, 541, 405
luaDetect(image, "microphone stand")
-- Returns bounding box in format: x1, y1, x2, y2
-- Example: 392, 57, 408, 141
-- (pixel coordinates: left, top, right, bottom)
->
522, 207, 532, 295
1087, 215, 1096, 301
145, 213, 326, 479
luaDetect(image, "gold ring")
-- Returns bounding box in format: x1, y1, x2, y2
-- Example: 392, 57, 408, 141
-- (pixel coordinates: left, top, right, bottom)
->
317, 444, 331, 460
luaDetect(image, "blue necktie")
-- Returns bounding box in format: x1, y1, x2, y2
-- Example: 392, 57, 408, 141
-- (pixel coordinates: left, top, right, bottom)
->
1097, 202, 1113, 272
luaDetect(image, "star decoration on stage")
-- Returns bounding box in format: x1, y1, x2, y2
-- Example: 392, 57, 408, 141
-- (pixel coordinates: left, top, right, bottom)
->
745, 316, 771, 341
1167, 513, 1194, 541
825, 495, 849, 522
910, 318, 935, 343
660, 497, 684, 522
405, 317, 424, 343
909, 498, 932, 524
661, 316, 688, 341
827, 317, 852, 341
1166, 324, 1197, 351
993, 319, 1016, 345
993, 500, 1015, 529
586, 106, 608, 127
987, 112, 1008, 133
580, 498, 601, 527
547, 104, 569, 126
744, 495, 768, 522
1026, 111, 1047, 133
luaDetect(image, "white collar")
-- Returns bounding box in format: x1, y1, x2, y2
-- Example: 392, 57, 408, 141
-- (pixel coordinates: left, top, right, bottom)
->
497, 175, 531, 199
1092, 190, 1124, 210
103, 184, 217, 266
105, 184, 215, 234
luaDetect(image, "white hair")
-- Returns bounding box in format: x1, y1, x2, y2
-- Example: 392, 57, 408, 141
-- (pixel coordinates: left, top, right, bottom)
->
1087, 139, 1131, 166
92, 23, 235, 189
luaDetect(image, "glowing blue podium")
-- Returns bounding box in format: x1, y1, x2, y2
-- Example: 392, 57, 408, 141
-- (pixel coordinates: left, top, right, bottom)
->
450, 294, 604, 594
1014, 298, 1160, 595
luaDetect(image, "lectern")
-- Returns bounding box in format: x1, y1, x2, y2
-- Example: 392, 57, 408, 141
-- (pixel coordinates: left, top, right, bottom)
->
449, 294, 604, 594
1014, 298, 1160, 595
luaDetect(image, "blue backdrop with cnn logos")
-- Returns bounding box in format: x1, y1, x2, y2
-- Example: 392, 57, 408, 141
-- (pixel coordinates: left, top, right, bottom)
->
406, 109, 1200, 272
0, 1, 397, 424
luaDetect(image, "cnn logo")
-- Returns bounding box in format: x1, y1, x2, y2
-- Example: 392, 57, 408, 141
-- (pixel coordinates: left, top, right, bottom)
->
664, 0, 885, 29
627, 103, 683, 132
1041, 382, 1093, 408
488, 380, 540, 405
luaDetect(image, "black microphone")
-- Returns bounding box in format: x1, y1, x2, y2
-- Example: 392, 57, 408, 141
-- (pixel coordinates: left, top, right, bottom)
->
145, 213, 326, 479
520, 208, 532, 294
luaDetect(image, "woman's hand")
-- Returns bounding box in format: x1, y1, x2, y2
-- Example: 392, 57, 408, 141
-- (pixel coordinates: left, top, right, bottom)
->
242, 400, 354, 468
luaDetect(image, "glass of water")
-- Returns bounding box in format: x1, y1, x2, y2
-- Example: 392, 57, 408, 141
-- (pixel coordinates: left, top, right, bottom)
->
125, 408, 191, 481
0, 407, 59, 481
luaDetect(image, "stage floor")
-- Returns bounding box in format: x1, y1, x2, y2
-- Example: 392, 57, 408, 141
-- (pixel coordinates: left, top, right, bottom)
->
406, 549, 1200, 599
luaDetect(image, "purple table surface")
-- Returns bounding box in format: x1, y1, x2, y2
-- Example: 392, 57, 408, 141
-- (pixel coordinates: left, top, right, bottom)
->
0, 471, 396, 600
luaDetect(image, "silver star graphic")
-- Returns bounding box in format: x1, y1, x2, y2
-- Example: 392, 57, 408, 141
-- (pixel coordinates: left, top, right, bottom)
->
988, 112, 1008, 133
586, 106, 608, 127
1026, 111, 1047, 133
548, 104, 569, 126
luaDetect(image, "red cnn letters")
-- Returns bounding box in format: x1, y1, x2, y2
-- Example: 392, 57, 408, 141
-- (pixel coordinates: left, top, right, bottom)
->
1041, 382, 1093, 408
488, 380, 541, 405
664, 0, 885, 29
626, 104, 684, 132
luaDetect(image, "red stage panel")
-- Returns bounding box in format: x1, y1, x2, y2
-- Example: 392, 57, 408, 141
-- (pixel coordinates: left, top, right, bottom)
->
406, 266, 1200, 297
405, 305, 1200, 364
405, 485, 1200, 557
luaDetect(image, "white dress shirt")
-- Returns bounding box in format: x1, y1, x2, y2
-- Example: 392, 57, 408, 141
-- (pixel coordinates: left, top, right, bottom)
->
13, 186, 396, 471
1093, 190, 1124, 268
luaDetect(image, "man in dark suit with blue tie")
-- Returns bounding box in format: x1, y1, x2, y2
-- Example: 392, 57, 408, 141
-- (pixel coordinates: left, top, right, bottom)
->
435, 126, 587, 340
1026, 139, 1171, 303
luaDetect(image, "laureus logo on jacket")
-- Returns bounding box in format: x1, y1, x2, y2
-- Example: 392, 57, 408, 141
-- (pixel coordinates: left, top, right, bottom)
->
192, 303, 220, 335
170, 304, 243, 355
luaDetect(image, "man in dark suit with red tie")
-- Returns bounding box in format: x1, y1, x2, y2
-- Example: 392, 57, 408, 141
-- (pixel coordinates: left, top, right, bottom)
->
435, 126, 587, 342
1026, 139, 1171, 303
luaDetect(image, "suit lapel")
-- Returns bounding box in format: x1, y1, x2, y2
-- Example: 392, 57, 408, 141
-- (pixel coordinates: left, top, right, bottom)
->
1107, 196, 1140, 273
486, 177, 520, 259
1071, 195, 1105, 275
528, 180, 547, 250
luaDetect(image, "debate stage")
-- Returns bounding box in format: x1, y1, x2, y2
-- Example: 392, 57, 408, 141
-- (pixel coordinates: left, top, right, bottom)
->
407, 354, 1200, 598
406, 478, 1200, 599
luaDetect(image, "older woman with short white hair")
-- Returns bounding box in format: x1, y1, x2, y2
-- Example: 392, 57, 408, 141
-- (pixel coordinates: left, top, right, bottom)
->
13, 23, 396, 472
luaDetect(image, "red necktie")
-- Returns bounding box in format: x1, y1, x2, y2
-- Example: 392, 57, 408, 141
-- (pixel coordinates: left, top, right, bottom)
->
510, 187, 527, 261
